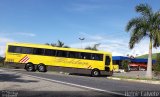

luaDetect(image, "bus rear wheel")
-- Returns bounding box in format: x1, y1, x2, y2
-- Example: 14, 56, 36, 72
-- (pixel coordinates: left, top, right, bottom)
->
37, 64, 47, 72
91, 69, 100, 77
25, 63, 35, 72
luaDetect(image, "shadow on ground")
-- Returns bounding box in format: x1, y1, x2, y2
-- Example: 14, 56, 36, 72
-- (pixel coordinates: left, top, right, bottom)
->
69, 73, 109, 77
0, 73, 38, 83
0, 91, 124, 97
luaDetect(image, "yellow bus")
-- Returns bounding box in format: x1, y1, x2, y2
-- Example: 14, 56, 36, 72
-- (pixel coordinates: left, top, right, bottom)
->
5, 42, 113, 76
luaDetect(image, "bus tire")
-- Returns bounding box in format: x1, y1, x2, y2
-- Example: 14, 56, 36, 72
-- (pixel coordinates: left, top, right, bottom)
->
91, 69, 100, 77
37, 64, 47, 72
25, 63, 35, 72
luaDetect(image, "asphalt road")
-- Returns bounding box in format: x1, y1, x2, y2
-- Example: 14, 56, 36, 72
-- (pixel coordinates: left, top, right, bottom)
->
1, 68, 160, 97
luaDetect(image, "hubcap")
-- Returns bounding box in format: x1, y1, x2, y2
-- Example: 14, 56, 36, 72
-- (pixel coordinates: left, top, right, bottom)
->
94, 71, 99, 76
28, 65, 33, 71
39, 66, 44, 71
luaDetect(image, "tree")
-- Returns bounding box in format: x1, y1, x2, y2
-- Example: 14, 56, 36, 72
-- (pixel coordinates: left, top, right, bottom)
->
56, 40, 64, 47
126, 4, 160, 79
45, 40, 70, 48
45, 43, 50, 45
155, 53, 160, 66
0, 57, 5, 66
121, 60, 130, 72
85, 43, 100, 51
153, 53, 160, 76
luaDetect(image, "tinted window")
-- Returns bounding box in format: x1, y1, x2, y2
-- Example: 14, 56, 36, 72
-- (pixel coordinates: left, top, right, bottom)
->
21, 47, 33, 54
33, 48, 44, 55
56, 50, 68, 57
8, 46, 21, 53
44, 49, 56, 56
91, 54, 103, 61
68, 51, 80, 58
8, 46, 16, 52
80, 52, 91, 59
105, 56, 110, 65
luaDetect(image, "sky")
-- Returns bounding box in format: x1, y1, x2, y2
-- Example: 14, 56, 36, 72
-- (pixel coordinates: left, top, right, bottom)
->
0, 0, 160, 57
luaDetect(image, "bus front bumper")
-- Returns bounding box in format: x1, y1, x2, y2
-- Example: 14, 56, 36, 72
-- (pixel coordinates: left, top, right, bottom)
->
100, 70, 113, 76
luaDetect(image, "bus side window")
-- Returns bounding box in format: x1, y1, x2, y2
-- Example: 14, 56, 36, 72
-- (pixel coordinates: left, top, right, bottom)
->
56, 50, 68, 57
15, 46, 22, 53
8, 46, 16, 53
33, 48, 44, 55
8, 46, 22, 53
91, 54, 103, 61
80, 52, 91, 60
21, 47, 33, 54
44, 49, 56, 56
68, 51, 80, 58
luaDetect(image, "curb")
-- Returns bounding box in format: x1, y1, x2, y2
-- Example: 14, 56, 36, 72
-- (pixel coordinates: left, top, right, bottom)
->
107, 77, 160, 85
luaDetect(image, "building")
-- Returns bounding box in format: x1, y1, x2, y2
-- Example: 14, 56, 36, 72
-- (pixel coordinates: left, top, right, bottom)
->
112, 56, 130, 69
112, 56, 156, 71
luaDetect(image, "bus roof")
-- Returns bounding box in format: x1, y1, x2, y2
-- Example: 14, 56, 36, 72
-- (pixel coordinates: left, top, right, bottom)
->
7, 42, 111, 55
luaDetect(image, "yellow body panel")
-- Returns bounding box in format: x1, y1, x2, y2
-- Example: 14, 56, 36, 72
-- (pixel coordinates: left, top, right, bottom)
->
112, 64, 119, 72
5, 42, 112, 71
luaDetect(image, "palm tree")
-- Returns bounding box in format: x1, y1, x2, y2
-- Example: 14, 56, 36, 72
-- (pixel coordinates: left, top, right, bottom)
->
85, 46, 93, 50
85, 43, 100, 51
45, 43, 50, 45
51, 43, 57, 47
126, 4, 160, 79
45, 40, 70, 48
56, 40, 64, 47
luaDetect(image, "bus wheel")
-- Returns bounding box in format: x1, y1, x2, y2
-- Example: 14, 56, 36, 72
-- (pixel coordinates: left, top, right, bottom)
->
91, 69, 100, 77
25, 63, 35, 72
37, 64, 47, 72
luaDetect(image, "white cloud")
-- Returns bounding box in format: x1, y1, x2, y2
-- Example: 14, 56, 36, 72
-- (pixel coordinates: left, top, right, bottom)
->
68, 3, 102, 12
70, 41, 98, 49
0, 32, 36, 37
0, 46, 6, 57
78, 32, 104, 41
0, 37, 15, 43
0, 32, 35, 57
0, 37, 15, 57
16, 32, 36, 37
125, 39, 160, 57
70, 32, 160, 56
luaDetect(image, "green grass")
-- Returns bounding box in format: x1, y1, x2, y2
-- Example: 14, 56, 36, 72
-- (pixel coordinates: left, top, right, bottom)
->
136, 53, 160, 60
0, 57, 4, 67
113, 76, 159, 81
0, 63, 9, 68
0, 63, 3, 67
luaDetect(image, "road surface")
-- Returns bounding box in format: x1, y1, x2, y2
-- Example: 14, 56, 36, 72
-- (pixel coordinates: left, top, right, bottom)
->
1, 68, 160, 97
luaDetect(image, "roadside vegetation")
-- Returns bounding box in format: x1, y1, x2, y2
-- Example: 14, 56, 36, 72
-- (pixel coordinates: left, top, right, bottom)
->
112, 76, 160, 81
137, 53, 160, 60
85, 43, 100, 51
0, 56, 4, 67
46, 40, 101, 51
126, 3, 160, 79
153, 53, 160, 77
45, 40, 70, 48
121, 60, 130, 72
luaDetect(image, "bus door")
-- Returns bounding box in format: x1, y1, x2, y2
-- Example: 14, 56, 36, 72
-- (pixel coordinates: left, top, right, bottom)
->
105, 56, 111, 71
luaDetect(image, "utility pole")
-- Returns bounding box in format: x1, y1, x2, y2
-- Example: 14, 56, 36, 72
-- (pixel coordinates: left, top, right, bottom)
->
79, 37, 85, 49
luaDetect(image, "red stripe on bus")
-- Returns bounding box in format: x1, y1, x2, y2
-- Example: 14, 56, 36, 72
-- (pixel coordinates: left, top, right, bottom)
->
21, 56, 29, 63
19, 55, 30, 63
88, 65, 91, 69
19, 55, 27, 63
20, 56, 28, 63
22, 57, 29, 63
